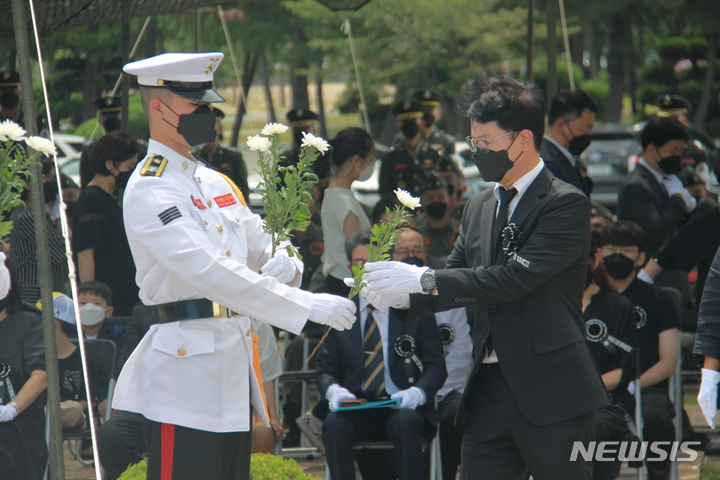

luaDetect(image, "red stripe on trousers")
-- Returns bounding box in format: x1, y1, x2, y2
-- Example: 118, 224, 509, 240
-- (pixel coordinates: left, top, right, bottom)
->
161, 423, 175, 480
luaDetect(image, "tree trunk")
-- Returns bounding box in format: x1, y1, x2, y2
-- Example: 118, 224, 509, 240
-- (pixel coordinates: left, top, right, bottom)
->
316, 65, 327, 139
694, 35, 717, 131
526, 0, 534, 81
259, 52, 276, 124
628, 21, 638, 116
82, 58, 98, 121
291, 61, 310, 109
585, 22, 599, 80
230, 52, 259, 147
606, 16, 628, 122
147, 17, 158, 58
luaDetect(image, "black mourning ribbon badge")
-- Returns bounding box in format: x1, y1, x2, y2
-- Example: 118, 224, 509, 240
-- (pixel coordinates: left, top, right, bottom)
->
0, 357, 15, 404
501, 222, 521, 257
394, 335, 423, 384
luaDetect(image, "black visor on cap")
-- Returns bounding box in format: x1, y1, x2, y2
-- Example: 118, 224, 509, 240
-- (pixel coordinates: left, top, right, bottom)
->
157, 80, 225, 103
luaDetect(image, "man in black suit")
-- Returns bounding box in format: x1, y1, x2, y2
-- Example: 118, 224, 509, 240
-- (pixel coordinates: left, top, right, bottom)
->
617, 117, 694, 258
540, 89, 598, 197
317, 230, 446, 480
359, 73, 609, 480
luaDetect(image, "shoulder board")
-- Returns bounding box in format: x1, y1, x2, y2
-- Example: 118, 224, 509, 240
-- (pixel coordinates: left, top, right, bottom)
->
139, 154, 168, 177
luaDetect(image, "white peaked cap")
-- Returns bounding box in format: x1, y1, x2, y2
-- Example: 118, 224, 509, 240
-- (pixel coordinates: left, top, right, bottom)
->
124, 52, 225, 103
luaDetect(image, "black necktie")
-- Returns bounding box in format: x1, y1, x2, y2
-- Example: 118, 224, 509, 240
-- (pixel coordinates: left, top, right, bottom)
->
487, 187, 517, 357
493, 187, 518, 258
362, 306, 386, 399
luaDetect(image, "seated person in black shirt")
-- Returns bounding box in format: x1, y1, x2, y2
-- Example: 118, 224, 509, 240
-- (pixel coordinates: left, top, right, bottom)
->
316, 231, 446, 480
599, 221, 680, 480
583, 234, 638, 480
44, 293, 87, 430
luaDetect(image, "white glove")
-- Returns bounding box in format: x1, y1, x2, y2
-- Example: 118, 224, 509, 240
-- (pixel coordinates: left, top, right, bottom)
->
343, 278, 409, 310
0, 404, 18, 422
699, 368, 720, 428
261, 255, 297, 285
0, 252, 9, 300
326, 384, 357, 411
663, 175, 697, 212
362, 261, 428, 295
391, 387, 426, 410
308, 293, 356, 331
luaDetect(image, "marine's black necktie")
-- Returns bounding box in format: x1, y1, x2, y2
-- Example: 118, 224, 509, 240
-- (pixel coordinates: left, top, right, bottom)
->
362, 305, 386, 398
487, 186, 517, 357
493, 187, 518, 258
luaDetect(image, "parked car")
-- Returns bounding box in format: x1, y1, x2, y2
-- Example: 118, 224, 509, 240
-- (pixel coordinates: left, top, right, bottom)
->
54, 132, 86, 185
582, 123, 642, 208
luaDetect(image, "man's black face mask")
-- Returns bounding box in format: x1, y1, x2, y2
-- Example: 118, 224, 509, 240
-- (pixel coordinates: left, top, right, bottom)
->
162, 102, 216, 147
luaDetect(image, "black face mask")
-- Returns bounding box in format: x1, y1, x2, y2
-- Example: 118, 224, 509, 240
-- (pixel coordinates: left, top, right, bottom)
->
422, 110, 435, 127
658, 154, 682, 175
162, 102, 217, 147
401, 121, 420, 140
293, 130, 304, 149
400, 256, 426, 267
471, 134, 520, 183
115, 169, 132, 190
603, 253, 636, 280
43, 181, 58, 203
425, 201, 448, 219
568, 134, 592, 156
103, 117, 121, 133
0, 92, 19, 110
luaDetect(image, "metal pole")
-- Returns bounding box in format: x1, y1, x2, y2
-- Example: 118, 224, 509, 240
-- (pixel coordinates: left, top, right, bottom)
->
121, 0, 130, 131
558, 0, 575, 90
546, 0, 557, 99
9, 0, 65, 477
526, 0, 534, 81
194, 8, 201, 53
342, 19, 371, 136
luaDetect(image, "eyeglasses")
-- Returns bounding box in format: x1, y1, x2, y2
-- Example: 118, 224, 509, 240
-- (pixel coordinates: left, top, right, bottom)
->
568, 121, 592, 134
465, 131, 517, 154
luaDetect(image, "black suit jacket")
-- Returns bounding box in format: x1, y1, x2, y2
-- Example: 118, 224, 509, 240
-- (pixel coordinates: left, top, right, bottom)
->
400, 166, 609, 427
617, 163, 686, 258
316, 306, 447, 429
540, 138, 592, 197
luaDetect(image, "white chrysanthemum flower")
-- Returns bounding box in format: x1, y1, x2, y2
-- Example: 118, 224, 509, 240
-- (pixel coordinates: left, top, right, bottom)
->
300, 131, 329, 153
24, 136, 56, 157
246, 134, 272, 153
260, 123, 289, 136
394, 189, 421, 210
0, 120, 26, 142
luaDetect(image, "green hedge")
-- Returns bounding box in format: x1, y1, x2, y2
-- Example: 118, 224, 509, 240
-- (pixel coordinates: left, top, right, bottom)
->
118, 454, 318, 480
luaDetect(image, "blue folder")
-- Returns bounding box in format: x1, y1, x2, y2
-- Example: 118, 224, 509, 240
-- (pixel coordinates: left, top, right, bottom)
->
337, 398, 401, 411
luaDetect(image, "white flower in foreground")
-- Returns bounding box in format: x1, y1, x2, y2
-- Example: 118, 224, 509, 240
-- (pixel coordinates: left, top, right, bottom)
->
260, 123, 289, 136
246, 134, 272, 153
25, 136, 56, 157
301, 131, 329, 153
394, 189, 421, 210
0, 120, 26, 142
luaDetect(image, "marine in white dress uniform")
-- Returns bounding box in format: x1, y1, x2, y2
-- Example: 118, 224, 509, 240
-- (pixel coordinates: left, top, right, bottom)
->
113, 52, 355, 480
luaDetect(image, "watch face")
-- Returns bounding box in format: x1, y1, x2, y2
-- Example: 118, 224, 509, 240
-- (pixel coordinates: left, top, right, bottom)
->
421, 270, 436, 290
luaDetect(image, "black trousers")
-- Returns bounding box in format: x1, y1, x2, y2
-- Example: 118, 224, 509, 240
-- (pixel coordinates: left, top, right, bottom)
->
143, 417, 252, 480
322, 407, 433, 480
461, 363, 595, 480
97, 412, 146, 480
594, 406, 635, 480
438, 391, 466, 480
641, 387, 676, 477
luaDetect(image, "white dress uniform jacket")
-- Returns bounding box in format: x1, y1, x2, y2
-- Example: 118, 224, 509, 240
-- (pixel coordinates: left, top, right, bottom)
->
113, 139, 315, 433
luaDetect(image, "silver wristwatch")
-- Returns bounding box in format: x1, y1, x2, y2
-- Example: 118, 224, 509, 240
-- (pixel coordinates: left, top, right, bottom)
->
420, 268, 436, 294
